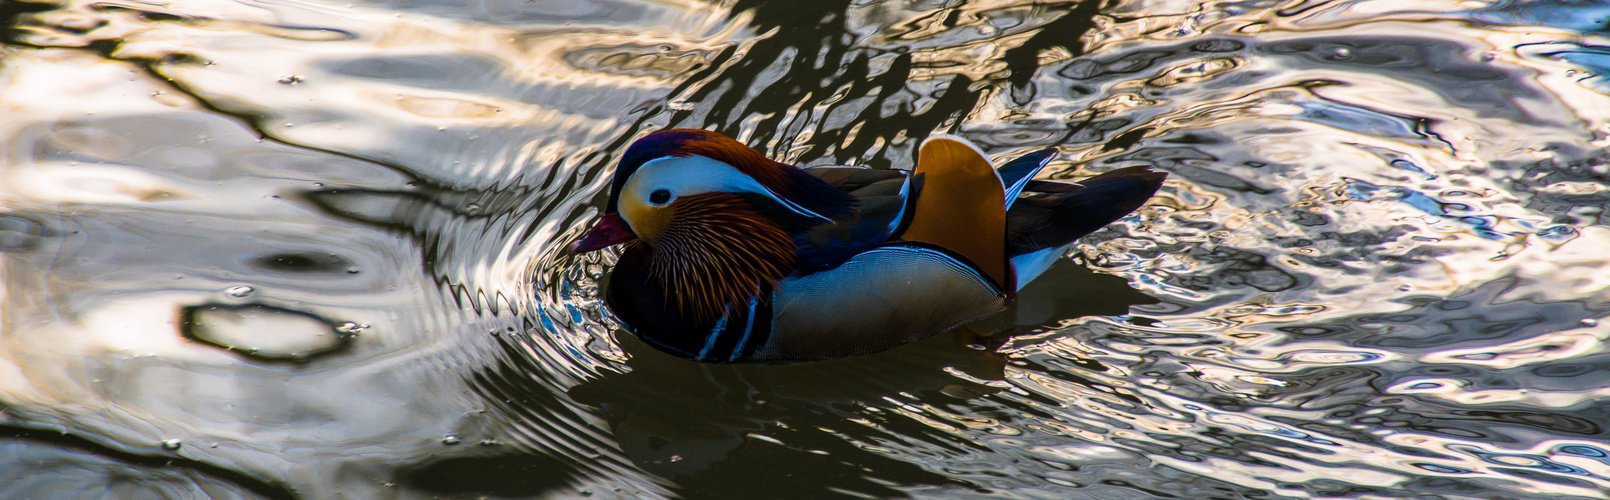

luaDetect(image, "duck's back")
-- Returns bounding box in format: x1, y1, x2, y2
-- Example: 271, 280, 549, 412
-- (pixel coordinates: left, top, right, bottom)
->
791, 166, 910, 273
752, 139, 1013, 361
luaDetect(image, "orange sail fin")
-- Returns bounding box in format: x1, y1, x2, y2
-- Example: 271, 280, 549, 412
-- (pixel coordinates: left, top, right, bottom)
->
896, 136, 1008, 290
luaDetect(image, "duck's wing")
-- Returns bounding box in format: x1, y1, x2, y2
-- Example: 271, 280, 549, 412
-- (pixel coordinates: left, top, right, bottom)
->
890, 136, 1009, 290
1006, 165, 1167, 284
793, 145, 1066, 288
792, 166, 913, 273
801, 166, 904, 192
757, 140, 1012, 360
997, 148, 1057, 206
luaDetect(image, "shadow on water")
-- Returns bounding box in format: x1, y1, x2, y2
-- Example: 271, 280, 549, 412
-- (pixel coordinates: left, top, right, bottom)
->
657, 0, 985, 166
394, 337, 593, 498
0, 426, 294, 499
413, 252, 1153, 499
654, 0, 1120, 167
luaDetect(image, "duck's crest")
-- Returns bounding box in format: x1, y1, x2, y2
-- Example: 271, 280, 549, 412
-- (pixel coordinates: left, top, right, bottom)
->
609, 129, 856, 221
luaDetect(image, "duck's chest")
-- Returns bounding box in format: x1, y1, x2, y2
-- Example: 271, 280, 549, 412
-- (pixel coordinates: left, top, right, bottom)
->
605, 243, 1006, 363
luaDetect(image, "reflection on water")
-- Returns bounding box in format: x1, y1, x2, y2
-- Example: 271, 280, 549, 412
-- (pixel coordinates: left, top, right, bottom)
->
2, 0, 1609, 497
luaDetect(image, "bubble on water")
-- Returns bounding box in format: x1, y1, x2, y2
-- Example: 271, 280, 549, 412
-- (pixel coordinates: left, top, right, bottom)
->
1333, 47, 1353, 59
977, 25, 997, 36
336, 322, 368, 335
441, 435, 462, 445
224, 285, 255, 299
1583, 318, 1599, 327
160, 438, 182, 451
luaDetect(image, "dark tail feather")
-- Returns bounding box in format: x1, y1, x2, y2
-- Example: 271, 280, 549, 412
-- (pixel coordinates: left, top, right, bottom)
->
1005, 165, 1166, 257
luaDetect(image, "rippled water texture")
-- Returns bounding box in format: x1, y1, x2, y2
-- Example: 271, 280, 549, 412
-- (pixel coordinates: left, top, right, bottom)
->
2, 0, 1610, 497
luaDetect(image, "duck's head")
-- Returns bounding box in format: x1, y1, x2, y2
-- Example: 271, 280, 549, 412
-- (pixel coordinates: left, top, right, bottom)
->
566, 129, 856, 317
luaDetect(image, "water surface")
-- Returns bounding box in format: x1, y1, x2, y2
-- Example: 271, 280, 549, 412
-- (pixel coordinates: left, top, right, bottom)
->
2, 0, 1610, 498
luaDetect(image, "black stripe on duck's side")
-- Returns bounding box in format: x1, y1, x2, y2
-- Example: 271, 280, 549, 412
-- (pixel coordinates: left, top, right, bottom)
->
605, 246, 775, 362
881, 240, 1005, 296
694, 295, 775, 362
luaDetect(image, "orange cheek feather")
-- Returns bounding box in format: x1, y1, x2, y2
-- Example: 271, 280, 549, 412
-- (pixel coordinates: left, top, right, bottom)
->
643, 193, 797, 321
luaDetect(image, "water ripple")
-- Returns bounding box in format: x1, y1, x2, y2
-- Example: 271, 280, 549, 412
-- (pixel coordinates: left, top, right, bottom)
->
3, 0, 1610, 498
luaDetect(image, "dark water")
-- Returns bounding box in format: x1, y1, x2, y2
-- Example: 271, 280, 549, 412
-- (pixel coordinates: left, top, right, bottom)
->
3, 0, 1610, 498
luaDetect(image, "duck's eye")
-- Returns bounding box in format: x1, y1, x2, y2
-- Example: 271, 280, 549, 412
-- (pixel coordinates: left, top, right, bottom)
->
649, 189, 672, 205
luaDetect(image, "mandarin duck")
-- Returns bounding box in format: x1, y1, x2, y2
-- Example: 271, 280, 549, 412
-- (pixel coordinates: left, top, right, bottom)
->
567, 129, 1165, 363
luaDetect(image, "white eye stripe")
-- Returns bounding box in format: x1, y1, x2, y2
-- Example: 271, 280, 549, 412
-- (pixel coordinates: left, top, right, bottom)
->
623, 155, 829, 221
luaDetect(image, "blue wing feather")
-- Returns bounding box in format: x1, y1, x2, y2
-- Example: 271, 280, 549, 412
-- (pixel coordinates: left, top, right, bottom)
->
998, 148, 1057, 208
791, 166, 912, 274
